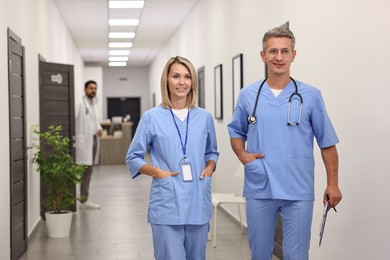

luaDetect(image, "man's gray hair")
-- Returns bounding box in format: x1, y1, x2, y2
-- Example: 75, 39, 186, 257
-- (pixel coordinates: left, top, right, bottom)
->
262, 26, 295, 51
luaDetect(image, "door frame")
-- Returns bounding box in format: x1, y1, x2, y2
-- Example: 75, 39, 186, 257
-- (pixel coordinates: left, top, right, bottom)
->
8, 27, 28, 260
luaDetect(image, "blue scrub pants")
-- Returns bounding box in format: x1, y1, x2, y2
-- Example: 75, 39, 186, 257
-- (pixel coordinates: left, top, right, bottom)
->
151, 223, 209, 260
246, 199, 313, 260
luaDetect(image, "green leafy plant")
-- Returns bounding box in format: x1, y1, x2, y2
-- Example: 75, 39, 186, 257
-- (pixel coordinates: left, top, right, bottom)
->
32, 125, 86, 214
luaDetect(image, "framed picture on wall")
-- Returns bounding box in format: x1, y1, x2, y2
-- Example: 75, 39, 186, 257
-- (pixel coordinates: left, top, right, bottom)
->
214, 64, 223, 119
197, 66, 205, 108
232, 53, 243, 112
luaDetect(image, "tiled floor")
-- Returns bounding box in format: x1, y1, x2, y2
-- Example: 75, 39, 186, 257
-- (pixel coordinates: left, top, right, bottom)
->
20, 164, 278, 260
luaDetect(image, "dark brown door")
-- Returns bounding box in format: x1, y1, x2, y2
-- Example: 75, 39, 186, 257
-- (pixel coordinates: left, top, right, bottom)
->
8, 28, 28, 260
39, 60, 76, 218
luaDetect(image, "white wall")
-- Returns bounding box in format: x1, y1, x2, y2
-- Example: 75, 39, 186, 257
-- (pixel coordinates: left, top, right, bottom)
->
149, 0, 390, 259
0, 0, 389, 259
103, 66, 150, 120
0, 0, 84, 258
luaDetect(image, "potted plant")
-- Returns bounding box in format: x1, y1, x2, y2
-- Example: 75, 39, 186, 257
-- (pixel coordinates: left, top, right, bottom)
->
32, 125, 86, 238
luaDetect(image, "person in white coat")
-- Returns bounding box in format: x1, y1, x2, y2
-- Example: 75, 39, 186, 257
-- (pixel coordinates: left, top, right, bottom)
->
75, 80, 103, 209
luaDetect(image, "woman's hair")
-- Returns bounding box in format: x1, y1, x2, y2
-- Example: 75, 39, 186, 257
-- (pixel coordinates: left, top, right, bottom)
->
160, 56, 198, 108
262, 26, 295, 52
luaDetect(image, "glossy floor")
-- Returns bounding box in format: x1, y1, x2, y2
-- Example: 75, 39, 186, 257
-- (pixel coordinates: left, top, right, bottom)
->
20, 164, 279, 260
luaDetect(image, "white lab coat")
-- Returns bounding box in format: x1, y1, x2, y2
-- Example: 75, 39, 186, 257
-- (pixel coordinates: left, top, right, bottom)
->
75, 96, 102, 165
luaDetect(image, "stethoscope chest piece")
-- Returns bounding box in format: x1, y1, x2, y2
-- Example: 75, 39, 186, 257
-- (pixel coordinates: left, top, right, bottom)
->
248, 115, 257, 124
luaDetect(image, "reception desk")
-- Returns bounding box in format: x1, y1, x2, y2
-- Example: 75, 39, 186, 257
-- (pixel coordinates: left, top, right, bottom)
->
100, 122, 133, 165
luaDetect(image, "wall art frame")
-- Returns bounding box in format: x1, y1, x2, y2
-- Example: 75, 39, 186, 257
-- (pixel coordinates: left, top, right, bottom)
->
197, 66, 205, 108
214, 64, 223, 119
232, 53, 243, 112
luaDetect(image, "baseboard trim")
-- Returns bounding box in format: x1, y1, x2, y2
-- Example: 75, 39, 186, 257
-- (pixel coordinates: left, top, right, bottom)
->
28, 217, 42, 237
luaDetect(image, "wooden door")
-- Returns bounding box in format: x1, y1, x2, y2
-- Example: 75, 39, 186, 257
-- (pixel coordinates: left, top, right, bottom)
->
8, 28, 28, 260
39, 60, 76, 218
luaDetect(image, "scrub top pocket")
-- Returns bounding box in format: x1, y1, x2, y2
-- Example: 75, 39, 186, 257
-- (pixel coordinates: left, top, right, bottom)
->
148, 177, 178, 222
244, 159, 268, 191
287, 157, 314, 198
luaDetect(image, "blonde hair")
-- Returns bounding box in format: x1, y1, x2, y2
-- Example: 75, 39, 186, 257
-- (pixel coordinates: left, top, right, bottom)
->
160, 56, 198, 108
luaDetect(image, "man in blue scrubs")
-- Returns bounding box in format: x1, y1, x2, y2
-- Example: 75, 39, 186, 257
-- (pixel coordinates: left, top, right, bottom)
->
227, 26, 342, 259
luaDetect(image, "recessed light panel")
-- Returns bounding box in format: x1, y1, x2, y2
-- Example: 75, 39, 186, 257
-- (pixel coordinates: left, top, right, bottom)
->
109, 56, 129, 62
109, 62, 127, 67
109, 32, 136, 39
109, 19, 139, 26
109, 42, 133, 48
109, 1, 145, 9
109, 50, 131, 56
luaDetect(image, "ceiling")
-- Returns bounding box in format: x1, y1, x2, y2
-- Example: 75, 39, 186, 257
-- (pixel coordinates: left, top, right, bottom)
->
53, 0, 200, 67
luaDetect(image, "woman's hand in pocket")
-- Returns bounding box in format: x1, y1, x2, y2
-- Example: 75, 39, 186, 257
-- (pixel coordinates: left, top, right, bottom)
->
139, 164, 179, 179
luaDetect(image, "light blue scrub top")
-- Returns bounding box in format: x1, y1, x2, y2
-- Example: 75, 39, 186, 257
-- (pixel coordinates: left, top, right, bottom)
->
126, 106, 219, 225
227, 79, 339, 201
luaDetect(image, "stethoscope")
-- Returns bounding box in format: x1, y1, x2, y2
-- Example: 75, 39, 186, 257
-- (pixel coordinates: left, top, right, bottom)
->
247, 77, 303, 126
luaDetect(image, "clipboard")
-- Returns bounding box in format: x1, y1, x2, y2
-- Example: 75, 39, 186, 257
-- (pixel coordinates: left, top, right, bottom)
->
319, 196, 337, 247
319, 201, 329, 247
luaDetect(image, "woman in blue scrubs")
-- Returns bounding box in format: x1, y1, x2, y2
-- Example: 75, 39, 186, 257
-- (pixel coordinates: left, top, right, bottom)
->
227, 26, 342, 259
126, 56, 219, 260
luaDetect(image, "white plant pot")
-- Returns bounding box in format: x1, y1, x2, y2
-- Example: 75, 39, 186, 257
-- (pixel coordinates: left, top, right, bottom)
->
45, 211, 73, 238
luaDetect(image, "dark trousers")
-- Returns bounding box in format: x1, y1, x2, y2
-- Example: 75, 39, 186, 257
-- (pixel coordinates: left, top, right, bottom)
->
80, 135, 97, 201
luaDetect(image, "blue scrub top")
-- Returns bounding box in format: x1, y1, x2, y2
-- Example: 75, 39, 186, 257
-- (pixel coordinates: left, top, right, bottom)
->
126, 106, 219, 225
227, 79, 339, 201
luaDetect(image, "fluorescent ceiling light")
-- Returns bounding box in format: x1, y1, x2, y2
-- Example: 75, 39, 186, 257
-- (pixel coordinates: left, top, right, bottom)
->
109, 32, 136, 39
109, 62, 127, 67
109, 42, 133, 48
109, 19, 139, 26
109, 56, 129, 62
109, 50, 130, 55
109, 1, 145, 8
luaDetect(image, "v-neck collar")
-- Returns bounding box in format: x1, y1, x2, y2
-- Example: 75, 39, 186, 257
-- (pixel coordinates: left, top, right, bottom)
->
263, 80, 295, 105
171, 107, 189, 122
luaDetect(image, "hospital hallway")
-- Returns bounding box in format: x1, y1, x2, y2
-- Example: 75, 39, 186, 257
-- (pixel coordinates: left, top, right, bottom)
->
19, 164, 277, 260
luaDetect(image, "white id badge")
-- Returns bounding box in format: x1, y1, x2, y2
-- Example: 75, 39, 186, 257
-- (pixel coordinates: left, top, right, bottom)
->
180, 162, 193, 182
